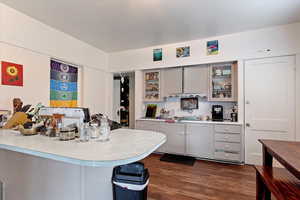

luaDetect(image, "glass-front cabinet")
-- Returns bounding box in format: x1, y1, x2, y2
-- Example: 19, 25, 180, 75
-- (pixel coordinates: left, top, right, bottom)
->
209, 62, 237, 101
144, 70, 161, 102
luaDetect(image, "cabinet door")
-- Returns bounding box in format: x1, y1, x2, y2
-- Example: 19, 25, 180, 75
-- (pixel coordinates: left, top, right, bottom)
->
161, 123, 186, 155
144, 70, 162, 102
209, 62, 237, 101
135, 120, 158, 131
135, 120, 166, 153
186, 124, 213, 159
184, 65, 209, 94
162, 67, 183, 97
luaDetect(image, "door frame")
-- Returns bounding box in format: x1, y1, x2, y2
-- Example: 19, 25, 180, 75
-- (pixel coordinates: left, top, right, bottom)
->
296, 54, 300, 141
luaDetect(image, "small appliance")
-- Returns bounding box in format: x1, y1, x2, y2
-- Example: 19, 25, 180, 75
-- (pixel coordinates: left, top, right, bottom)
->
212, 105, 223, 121
38, 107, 90, 127
181, 97, 198, 110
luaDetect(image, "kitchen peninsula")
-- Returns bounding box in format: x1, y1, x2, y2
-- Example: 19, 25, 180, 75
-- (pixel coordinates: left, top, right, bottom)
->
0, 128, 166, 200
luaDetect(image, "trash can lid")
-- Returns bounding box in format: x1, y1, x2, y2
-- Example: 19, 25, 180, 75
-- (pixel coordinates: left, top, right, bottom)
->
112, 162, 149, 185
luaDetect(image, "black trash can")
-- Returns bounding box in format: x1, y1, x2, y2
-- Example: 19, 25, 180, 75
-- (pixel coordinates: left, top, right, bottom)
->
112, 162, 149, 200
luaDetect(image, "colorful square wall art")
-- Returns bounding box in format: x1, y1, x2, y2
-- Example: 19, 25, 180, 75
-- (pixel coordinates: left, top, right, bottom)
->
207, 40, 219, 55
153, 48, 162, 62
50, 60, 78, 107
176, 46, 190, 58
1, 61, 23, 86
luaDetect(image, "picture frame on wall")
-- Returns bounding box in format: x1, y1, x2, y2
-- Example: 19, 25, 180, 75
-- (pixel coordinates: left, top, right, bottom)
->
153, 48, 162, 62
176, 46, 190, 58
207, 40, 219, 55
1, 61, 23, 86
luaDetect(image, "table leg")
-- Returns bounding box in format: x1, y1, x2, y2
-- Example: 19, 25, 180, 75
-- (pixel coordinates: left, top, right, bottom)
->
262, 146, 273, 167
256, 171, 271, 200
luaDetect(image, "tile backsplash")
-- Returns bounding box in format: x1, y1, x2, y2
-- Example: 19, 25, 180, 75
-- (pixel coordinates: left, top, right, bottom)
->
144, 97, 237, 120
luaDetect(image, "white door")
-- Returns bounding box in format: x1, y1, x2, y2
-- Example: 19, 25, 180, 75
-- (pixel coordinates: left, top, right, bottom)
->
245, 56, 296, 165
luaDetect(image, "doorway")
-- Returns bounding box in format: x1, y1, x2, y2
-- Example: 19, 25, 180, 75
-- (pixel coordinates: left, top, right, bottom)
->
244, 56, 296, 165
113, 72, 135, 129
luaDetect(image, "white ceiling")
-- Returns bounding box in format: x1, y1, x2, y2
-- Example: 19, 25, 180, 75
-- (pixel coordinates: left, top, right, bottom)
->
1, 0, 300, 52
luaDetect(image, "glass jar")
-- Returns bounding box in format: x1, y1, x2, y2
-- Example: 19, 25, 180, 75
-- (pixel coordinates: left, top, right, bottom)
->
90, 122, 100, 139
79, 122, 90, 142
99, 116, 110, 142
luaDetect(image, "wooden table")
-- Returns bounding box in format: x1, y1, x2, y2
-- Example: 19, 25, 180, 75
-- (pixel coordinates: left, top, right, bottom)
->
254, 140, 300, 200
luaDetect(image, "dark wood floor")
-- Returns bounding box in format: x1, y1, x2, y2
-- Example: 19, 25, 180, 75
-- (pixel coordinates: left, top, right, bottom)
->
142, 154, 256, 200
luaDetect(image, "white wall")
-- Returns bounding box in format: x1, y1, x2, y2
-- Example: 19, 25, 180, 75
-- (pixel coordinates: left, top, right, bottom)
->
134, 71, 144, 120
0, 4, 107, 70
0, 43, 50, 110
0, 3, 112, 116
109, 23, 300, 71
109, 23, 300, 135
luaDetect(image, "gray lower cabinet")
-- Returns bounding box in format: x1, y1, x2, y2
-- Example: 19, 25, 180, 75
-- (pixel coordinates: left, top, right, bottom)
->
186, 124, 213, 159
135, 120, 166, 152
161, 123, 185, 155
136, 120, 185, 154
136, 120, 244, 163
213, 125, 243, 163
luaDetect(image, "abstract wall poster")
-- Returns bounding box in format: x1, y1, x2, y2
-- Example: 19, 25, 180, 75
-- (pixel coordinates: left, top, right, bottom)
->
1, 61, 23, 86
207, 40, 219, 55
50, 59, 78, 107
176, 46, 190, 58
153, 48, 162, 62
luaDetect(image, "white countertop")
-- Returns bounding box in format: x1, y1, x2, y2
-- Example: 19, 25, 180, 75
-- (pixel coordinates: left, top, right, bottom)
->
137, 118, 243, 125
0, 128, 166, 167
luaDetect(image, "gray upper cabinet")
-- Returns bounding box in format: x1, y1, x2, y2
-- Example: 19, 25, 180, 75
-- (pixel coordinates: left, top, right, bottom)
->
162, 67, 183, 97
183, 65, 209, 94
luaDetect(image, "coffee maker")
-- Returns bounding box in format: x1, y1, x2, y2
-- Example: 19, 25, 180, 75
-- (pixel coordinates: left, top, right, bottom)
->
212, 105, 223, 121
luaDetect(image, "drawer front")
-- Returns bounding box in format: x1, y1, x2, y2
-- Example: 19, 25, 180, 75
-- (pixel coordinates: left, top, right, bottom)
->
215, 142, 240, 152
135, 121, 160, 131
215, 133, 241, 143
214, 151, 241, 162
214, 125, 241, 134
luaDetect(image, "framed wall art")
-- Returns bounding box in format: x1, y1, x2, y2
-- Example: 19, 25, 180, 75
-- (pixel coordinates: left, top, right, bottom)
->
176, 46, 190, 58
207, 40, 219, 55
1, 61, 23, 86
153, 48, 162, 62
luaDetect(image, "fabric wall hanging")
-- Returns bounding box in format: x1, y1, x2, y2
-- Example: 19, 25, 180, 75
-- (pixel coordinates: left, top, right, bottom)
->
1, 61, 23, 86
50, 59, 78, 107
